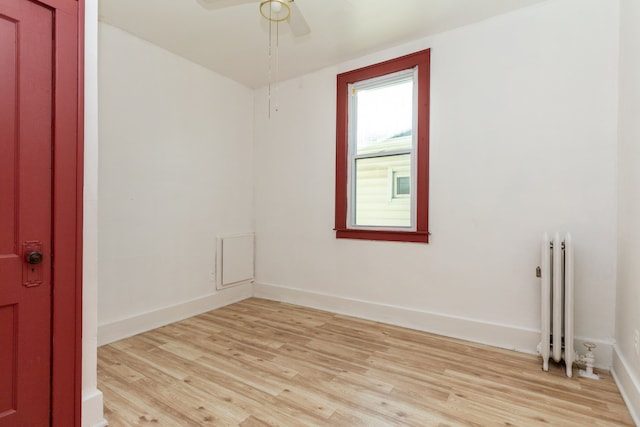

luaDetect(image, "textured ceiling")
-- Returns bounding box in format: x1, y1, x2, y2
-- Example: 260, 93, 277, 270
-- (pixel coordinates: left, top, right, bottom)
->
99, 0, 548, 88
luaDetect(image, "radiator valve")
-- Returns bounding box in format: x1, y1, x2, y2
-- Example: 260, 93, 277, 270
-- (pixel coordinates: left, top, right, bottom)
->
577, 342, 600, 380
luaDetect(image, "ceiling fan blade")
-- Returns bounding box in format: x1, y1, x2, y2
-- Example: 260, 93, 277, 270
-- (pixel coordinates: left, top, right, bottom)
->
288, 1, 311, 36
196, 0, 256, 10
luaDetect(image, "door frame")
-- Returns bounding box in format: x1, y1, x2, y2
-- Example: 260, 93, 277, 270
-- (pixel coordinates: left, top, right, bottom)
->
40, 0, 84, 425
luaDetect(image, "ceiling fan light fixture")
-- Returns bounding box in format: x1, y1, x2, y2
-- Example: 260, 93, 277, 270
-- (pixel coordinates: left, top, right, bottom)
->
260, 0, 290, 22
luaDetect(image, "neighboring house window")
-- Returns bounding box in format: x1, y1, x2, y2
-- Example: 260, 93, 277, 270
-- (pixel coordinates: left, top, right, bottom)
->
335, 50, 430, 243
394, 173, 410, 197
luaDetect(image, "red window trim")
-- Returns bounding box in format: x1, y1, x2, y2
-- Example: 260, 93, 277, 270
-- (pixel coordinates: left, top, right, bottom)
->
335, 49, 430, 243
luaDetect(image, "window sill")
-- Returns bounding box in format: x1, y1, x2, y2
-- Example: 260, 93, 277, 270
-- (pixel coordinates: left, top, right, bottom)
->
335, 228, 429, 243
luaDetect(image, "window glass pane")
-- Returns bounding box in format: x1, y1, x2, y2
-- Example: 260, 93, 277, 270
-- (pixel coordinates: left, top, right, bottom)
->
355, 78, 413, 155
396, 176, 410, 195
354, 154, 411, 227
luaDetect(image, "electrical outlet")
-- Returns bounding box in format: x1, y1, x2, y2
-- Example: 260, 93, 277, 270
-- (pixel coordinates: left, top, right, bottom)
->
634, 329, 640, 357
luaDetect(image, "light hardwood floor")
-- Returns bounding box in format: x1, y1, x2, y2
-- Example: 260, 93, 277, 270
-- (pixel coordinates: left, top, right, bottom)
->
98, 298, 634, 426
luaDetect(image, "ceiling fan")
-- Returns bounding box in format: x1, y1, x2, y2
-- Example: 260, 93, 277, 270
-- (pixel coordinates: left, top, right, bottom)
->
197, 0, 311, 36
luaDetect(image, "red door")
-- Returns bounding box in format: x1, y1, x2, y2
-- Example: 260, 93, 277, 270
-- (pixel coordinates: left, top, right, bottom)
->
0, 0, 54, 425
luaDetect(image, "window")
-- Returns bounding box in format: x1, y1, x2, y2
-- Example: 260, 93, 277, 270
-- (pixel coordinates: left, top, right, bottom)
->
335, 50, 430, 243
394, 174, 410, 197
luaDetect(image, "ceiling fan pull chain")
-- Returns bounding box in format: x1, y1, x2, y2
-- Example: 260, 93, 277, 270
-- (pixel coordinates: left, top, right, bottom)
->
268, 7, 272, 118
274, 17, 279, 113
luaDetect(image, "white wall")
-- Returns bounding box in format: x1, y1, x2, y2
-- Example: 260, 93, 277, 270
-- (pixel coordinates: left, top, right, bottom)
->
97, 23, 254, 344
83, 2, 106, 426
614, 0, 640, 422
254, 0, 620, 364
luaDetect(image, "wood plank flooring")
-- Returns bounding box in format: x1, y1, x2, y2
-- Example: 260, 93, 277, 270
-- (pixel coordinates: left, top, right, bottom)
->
98, 298, 634, 426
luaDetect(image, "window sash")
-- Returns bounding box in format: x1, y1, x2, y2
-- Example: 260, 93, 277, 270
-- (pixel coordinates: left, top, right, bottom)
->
346, 68, 418, 231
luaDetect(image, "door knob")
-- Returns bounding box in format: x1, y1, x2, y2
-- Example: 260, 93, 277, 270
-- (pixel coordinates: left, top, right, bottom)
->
25, 251, 43, 265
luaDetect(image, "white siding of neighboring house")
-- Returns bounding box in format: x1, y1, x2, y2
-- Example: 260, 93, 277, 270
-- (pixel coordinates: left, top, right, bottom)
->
355, 154, 411, 227
354, 135, 412, 227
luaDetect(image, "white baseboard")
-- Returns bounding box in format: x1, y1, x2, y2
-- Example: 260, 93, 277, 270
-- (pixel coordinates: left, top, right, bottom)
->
98, 284, 253, 346
253, 282, 613, 369
82, 389, 108, 427
612, 345, 640, 426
